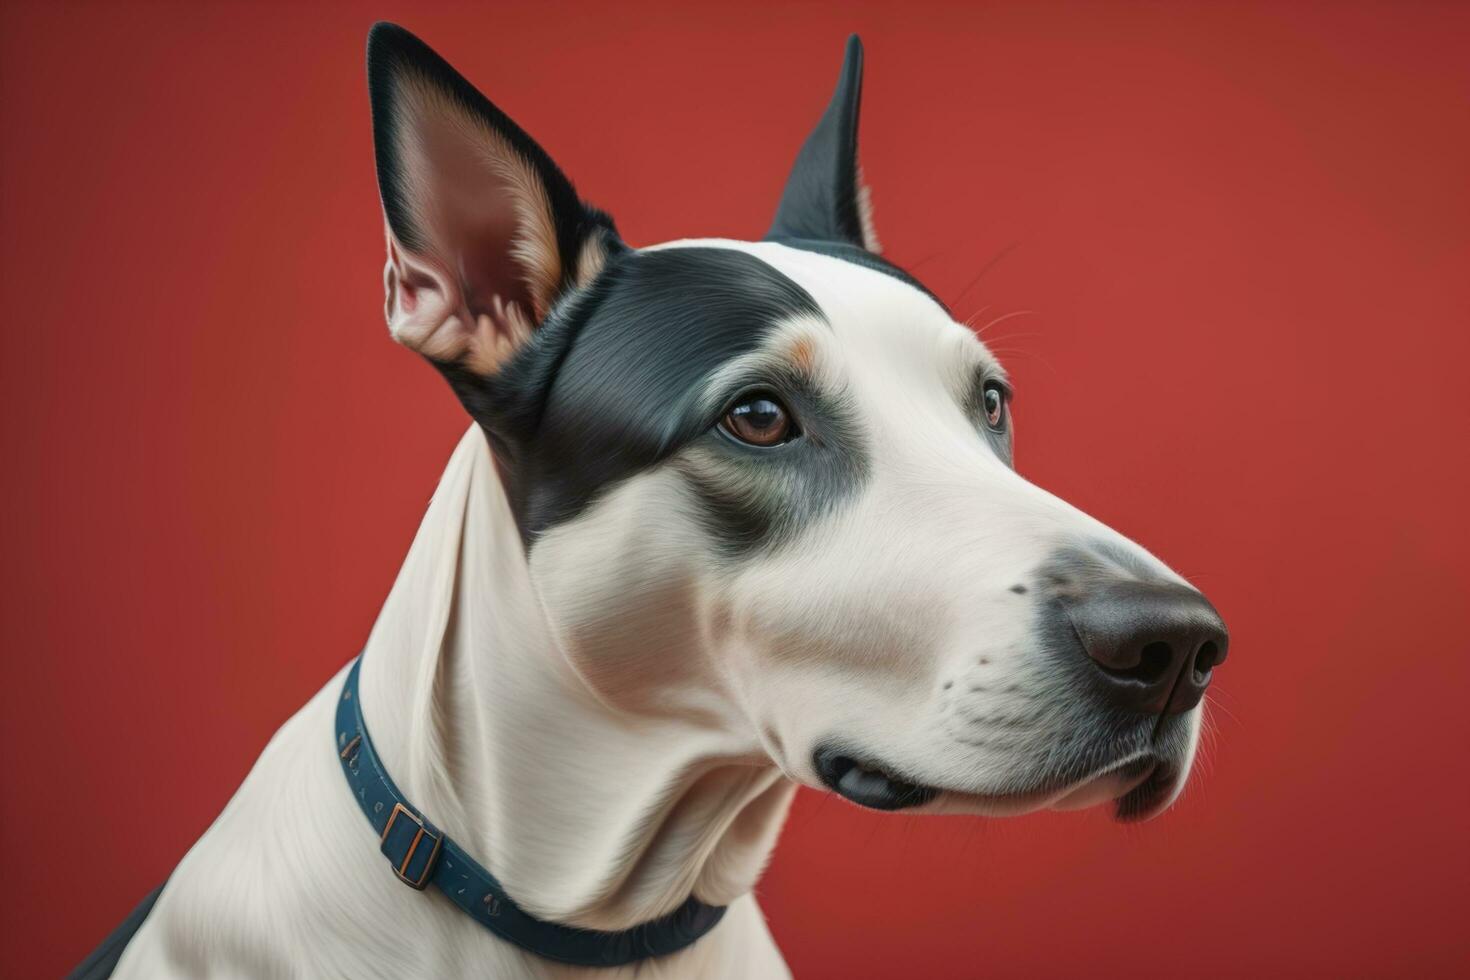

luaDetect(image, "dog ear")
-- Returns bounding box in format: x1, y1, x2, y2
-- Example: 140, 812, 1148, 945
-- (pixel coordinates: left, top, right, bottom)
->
766, 35, 879, 253
366, 23, 615, 382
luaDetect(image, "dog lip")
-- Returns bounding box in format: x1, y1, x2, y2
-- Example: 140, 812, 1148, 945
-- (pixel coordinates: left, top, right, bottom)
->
1049, 756, 1158, 812
813, 746, 939, 811
917, 750, 1174, 817
1111, 758, 1181, 822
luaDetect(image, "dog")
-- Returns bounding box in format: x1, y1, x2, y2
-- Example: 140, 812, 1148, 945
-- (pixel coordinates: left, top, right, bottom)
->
83, 22, 1228, 979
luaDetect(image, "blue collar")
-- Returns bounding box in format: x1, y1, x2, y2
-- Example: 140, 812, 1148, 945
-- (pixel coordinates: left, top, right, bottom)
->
335, 657, 726, 967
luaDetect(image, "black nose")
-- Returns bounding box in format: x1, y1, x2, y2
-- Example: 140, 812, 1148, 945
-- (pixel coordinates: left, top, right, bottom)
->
1061, 579, 1228, 715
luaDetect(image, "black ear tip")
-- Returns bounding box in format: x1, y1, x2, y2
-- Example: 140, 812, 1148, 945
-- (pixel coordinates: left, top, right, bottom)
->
367, 21, 410, 57
840, 34, 864, 86
367, 22, 440, 76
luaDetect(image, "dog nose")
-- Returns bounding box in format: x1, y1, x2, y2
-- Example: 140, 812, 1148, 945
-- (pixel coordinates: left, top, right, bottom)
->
1062, 580, 1228, 715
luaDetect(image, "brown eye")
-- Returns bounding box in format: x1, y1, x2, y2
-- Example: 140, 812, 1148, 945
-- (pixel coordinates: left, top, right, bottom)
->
721, 393, 794, 447
982, 382, 1007, 430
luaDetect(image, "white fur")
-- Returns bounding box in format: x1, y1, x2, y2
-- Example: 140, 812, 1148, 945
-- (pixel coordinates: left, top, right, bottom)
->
115, 240, 1202, 978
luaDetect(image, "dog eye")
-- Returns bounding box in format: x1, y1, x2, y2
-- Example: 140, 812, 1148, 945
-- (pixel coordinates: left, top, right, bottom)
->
982, 381, 1008, 430
721, 393, 795, 447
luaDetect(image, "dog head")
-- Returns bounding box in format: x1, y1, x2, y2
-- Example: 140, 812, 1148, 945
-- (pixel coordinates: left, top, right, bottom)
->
366, 25, 1228, 822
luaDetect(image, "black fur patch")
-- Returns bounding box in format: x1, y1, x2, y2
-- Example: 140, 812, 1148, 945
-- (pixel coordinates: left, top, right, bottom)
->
672, 367, 869, 558
465, 246, 871, 548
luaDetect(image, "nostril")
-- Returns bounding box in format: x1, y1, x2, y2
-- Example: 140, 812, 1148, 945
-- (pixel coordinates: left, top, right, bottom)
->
1096, 640, 1174, 684
1134, 641, 1174, 684
1192, 640, 1221, 683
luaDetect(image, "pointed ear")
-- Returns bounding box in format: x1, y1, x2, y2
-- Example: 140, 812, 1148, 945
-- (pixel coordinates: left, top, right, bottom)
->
765, 35, 879, 253
367, 23, 615, 379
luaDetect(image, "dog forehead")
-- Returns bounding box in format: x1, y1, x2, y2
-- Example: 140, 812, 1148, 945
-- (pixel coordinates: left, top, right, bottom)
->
645, 239, 977, 374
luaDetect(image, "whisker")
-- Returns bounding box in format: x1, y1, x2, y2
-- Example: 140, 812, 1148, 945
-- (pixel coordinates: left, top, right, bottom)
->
905, 248, 948, 274
1204, 690, 1243, 728
961, 305, 993, 329
977, 310, 1037, 336
986, 347, 1060, 379
951, 241, 1022, 308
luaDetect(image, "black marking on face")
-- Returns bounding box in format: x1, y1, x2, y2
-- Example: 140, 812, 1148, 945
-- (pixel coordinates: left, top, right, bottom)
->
671, 366, 869, 559
470, 246, 848, 543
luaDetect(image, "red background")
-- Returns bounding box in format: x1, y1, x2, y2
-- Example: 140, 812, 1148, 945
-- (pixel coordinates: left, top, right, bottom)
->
3, 2, 1467, 976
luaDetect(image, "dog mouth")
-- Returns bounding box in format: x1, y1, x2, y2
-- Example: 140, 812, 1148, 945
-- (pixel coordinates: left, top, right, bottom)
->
813, 746, 1183, 820
813, 747, 939, 811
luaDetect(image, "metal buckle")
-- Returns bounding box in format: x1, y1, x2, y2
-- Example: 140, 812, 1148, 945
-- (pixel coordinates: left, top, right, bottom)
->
381, 802, 443, 890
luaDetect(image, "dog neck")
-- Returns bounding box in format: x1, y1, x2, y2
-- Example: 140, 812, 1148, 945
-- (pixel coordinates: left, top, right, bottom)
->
357, 426, 794, 933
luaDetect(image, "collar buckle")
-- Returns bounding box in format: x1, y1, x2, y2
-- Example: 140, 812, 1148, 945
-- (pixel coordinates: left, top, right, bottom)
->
380, 802, 442, 890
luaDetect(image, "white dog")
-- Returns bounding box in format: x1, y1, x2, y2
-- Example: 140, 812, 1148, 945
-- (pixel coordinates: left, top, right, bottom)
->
82, 23, 1228, 979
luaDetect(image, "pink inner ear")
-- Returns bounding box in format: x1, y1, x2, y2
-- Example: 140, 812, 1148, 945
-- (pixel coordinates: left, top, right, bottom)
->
380, 72, 566, 374
388, 239, 420, 314
411, 107, 537, 320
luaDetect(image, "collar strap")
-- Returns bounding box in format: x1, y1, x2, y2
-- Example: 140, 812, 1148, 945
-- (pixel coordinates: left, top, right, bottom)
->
335, 657, 726, 967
